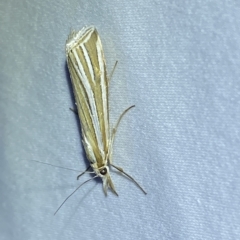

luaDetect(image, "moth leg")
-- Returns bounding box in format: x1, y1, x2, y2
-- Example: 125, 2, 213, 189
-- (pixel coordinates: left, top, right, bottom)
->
108, 61, 118, 83
109, 105, 135, 164
69, 107, 78, 115
110, 163, 147, 195
77, 165, 91, 180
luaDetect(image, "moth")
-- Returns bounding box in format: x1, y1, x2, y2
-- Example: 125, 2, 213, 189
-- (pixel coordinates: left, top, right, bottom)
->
56, 26, 146, 213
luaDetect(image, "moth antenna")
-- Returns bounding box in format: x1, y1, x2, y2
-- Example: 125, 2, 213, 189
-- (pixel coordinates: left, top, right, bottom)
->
30, 160, 79, 172
111, 163, 147, 195
32, 160, 92, 179
54, 176, 98, 215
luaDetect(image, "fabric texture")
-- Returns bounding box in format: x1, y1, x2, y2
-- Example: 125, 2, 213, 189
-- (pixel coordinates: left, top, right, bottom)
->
0, 0, 240, 239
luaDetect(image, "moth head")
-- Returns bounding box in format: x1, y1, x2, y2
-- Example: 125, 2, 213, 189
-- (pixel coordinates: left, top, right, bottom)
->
98, 166, 118, 196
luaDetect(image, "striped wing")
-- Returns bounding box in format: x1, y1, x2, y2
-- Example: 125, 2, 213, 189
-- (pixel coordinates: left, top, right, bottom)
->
66, 26, 109, 167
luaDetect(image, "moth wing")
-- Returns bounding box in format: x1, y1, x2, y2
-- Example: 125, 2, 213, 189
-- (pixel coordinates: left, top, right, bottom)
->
66, 26, 109, 166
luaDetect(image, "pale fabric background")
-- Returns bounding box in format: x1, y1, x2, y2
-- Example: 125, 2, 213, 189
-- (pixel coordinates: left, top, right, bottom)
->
1, 1, 240, 239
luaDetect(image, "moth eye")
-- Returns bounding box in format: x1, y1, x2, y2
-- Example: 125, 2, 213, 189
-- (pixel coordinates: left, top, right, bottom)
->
100, 168, 107, 175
